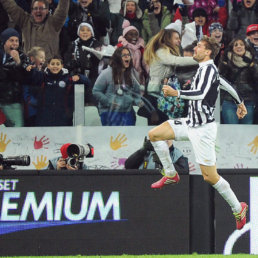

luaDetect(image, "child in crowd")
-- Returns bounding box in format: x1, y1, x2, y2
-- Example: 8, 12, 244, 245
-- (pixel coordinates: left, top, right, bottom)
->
64, 22, 102, 105
25, 55, 91, 126
117, 20, 148, 87
23, 46, 46, 126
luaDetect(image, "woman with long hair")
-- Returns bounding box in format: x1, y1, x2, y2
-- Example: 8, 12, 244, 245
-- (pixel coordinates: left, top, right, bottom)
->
219, 37, 258, 124
142, 24, 197, 125
93, 46, 143, 126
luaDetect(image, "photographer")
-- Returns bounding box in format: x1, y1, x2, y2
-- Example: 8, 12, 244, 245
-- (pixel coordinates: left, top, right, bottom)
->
48, 143, 92, 170
125, 137, 189, 174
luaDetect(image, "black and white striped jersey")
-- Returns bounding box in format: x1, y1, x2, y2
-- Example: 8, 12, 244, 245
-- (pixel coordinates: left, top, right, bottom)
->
178, 59, 242, 127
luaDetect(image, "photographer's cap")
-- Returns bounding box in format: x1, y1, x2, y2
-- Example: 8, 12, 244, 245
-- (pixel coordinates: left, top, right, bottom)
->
60, 143, 71, 159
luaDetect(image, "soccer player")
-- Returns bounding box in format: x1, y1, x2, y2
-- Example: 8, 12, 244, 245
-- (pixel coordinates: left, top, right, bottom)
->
148, 36, 248, 230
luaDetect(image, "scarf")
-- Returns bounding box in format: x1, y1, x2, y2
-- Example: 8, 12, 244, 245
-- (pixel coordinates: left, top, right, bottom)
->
227, 50, 253, 68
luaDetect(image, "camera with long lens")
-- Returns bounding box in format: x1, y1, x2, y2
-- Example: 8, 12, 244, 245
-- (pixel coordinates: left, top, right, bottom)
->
0, 154, 30, 169
66, 144, 94, 169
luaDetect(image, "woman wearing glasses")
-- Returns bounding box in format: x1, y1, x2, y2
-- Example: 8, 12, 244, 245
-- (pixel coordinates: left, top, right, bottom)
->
93, 47, 144, 126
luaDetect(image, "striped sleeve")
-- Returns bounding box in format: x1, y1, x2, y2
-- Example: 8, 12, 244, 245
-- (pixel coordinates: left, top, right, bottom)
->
219, 77, 242, 105
179, 65, 216, 100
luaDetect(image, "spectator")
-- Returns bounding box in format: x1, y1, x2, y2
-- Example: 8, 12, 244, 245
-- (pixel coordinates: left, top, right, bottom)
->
46, 0, 71, 59
246, 24, 258, 124
117, 20, 148, 87
141, 20, 197, 125
0, 28, 29, 127
0, 0, 69, 60
93, 46, 143, 126
64, 22, 102, 105
219, 37, 258, 124
181, 7, 210, 48
68, 0, 110, 43
25, 55, 91, 126
209, 22, 225, 65
23, 46, 46, 126
121, 0, 143, 34
246, 23, 258, 62
141, 0, 173, 45
188, 0, 228, 28
227, 0, 258, 40
48, 143, 88, 170
110, 0, 143, 46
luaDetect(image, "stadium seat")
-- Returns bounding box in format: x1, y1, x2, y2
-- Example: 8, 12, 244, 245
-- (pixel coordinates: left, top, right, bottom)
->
133, 106, 148, 126
84, 106, 102, 126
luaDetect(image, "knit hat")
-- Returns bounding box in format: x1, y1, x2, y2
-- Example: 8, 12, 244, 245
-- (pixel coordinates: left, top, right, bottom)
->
0, 28, 20, 46
122, 19, 139, 37
60, 143, 71, 159
192, 7, 208, 20
122, 0, 143, 19
77, 22, 95, 37
246, 24, 258, 35
165, 19, 182, 35
209, 22, 223, 34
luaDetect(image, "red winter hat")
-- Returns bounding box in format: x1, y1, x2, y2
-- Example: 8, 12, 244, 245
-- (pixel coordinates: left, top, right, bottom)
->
60, 143, 71, 159
246, 24, 258, 35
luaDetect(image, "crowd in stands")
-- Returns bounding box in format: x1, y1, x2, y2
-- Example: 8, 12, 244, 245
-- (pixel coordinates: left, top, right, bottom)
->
0, 0, 258, 127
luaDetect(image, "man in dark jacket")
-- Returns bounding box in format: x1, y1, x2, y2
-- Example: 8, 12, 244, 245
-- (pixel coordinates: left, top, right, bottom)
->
0, 28, 29, 127
0, 0, 69, 60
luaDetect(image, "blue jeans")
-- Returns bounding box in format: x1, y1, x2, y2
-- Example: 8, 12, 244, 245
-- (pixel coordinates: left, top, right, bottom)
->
221, 100, 255, 124
100, 110, 136, 126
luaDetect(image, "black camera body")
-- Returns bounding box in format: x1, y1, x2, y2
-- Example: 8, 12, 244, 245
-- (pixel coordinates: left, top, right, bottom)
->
66, 144, 94, 169
0, 154, 30, 169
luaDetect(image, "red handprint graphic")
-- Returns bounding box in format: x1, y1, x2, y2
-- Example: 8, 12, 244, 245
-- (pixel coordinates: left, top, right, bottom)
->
34, 136, 50, 149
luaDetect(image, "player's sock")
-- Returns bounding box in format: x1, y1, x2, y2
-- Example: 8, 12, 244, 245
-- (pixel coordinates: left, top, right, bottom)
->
151, 140, 176, 177
212, 176, 242, 213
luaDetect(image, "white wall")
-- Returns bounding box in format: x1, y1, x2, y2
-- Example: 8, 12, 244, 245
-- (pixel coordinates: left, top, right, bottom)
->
0, 125, 258, 174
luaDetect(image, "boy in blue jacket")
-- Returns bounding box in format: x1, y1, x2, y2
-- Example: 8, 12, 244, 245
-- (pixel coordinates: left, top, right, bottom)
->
26, 55, 91, 126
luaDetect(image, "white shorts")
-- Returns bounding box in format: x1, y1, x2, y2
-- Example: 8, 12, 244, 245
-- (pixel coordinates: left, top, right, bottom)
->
168, 118, 217, 166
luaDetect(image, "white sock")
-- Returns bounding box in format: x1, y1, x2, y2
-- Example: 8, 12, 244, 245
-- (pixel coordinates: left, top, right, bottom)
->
151, 140, 176, 177
212, 177, 242, 213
